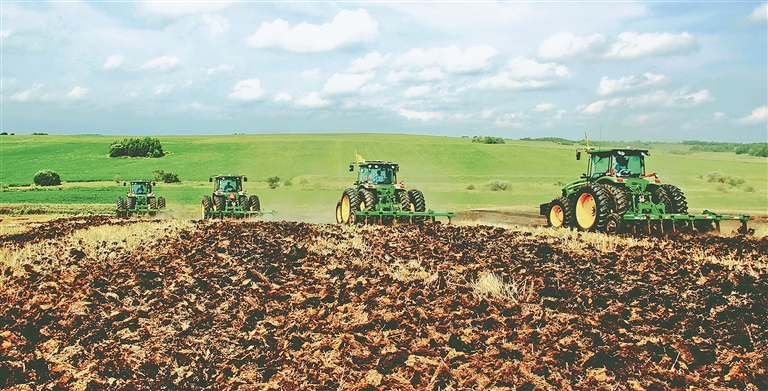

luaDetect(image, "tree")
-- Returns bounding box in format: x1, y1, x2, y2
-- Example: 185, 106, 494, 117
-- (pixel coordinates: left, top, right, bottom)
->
34, 170, 61, 186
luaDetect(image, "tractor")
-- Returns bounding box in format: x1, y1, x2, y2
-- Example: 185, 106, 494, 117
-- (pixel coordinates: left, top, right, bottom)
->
200, 174, 277, 219
116, 180, 168, 217
335, 159, 454, 225
540, 147, 753, 234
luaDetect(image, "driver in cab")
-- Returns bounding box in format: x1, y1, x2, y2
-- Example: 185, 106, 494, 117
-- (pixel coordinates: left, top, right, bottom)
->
614, 155, 630, 177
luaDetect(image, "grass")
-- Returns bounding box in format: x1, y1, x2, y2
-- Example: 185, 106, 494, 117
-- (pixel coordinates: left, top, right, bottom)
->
1, 134, 766, 219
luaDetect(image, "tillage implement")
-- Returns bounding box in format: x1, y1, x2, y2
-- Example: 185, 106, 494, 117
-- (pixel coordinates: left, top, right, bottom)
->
540, 147, 754, 234
201, 175, 277, 219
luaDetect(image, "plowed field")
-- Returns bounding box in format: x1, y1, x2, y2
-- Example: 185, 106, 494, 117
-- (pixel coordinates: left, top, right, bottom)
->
1, 217, 766, 390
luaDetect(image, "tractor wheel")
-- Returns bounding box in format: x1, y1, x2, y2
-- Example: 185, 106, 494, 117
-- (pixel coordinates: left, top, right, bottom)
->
408, 189, 426, 224
604, 184, 629, 215
127, 197, 137, 210
651, 187, 673, 214
359, 189, 378, 225
546, 197, 574, 228
335, 201, 344, 223
116, 196, 126, 217
574, 183, 612, 232
340, 188, 360, 224
201, 196, 213, 220
215, 196, 226, 212
158, 196, 166, 210
249, 195, 260, 212
661, 184, 688, 214
239, 195, 249, 211
396, 190, 412, 224
604, 213, 623, 234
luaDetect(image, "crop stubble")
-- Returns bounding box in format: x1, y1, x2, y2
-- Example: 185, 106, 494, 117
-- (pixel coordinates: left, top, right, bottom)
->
0, 217, 766, 390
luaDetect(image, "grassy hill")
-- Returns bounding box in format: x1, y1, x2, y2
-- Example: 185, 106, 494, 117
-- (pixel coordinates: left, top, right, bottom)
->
1, 134, 766, 221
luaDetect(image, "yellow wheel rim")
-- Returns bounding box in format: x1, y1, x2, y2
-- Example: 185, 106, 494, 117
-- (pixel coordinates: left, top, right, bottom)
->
576, 193, 597, 229
360, 200, 366, 211
341, 196, 351, 224
335, 204, 343, 223
201, 201, 206, 220
549, 204, 564, 227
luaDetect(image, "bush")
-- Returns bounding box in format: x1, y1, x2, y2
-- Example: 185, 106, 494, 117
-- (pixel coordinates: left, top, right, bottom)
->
484, 180, 509, 191
472, 136, 505, 144
33, 170, 61, 186
466, 184, 475, 190
114, 175, 121, 183
706, 172, 745, 187
267, 176, 281, 189
109, 137, 164, 158
284, 179, 293, 186
153, 170, 180, 183
735, 143, 768, 157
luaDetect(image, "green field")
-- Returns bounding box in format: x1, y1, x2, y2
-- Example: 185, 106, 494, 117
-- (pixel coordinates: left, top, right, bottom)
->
1, 134, 766, 222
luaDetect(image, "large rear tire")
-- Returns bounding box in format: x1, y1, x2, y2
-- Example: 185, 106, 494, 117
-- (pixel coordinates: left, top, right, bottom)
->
547, 196, 574, 228
574, 183, 612, 232
215, 196, 226, 212
249, 195, 260, 211
127, 197, 136, 210
201, 196, 213, 220
158, 196, 166, 210
116, 197, 126, 217
340, 188, 360, 224
239, 195, 249, 211
408, 189, 426, 224
661, 184, 688, 214
603, 184, 629, 215
359, 189, 377, 225
651, 187, 673, 214
396, 190, 412, 224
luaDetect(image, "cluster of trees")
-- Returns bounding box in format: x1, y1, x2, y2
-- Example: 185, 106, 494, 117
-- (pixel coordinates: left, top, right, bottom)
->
734, 143, 768, 157
472, 136, 505, 144
153, 170, 180, 183
109, 137, 165, 158
683, 140, 768, 157
33, 170, 61, 186
520, 137, 575, 145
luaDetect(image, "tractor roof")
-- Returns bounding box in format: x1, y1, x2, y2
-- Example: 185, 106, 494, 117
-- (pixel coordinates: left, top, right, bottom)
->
213, 174, 245, 178
587, 148, 650, 157
130, 180, 153, 184
353, 160, 399, 167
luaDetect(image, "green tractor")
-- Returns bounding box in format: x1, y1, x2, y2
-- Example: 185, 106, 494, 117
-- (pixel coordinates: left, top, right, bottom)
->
540, 147, 753, 234
116, 180, 168, 217
335, 160, 455, 225
200, 174, 277, 219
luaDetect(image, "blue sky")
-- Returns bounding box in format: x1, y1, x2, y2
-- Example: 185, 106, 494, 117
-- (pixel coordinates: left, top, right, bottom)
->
2, 1, 766, 142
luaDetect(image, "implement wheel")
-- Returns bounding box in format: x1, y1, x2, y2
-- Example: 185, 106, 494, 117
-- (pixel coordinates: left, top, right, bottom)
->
340, 188, 360, 224
201, 196, 213, 220
604, 213, 623, 234
408, 189, 426, 224
547, 196, 573, 228
574, 183, 612, 232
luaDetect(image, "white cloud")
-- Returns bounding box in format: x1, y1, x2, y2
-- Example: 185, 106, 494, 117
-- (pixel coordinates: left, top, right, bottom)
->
597, 73, 666, 95
744, 4, 768, 24
582, 89, 712, 114
154, 84, 173, 94
248, 9, 377, 52
104, 54, 124, 70
361, 84, 387, 94
11, 89, 33, 102
477, 57, 569, 90
538, 31, 697, 61
555, 110, 566, 120
714, 112, 726, 120
207, 64, 234, 75
495, 112, 525, 127
736, 106, 767, 124
404, 85, 431, 98
202, 14, 229, 36
625, 112, 659, 125
347, 52, 388, 73
142, 1, 233, 17
274, 93, 292, 102
398, 109, 444, 121
297, 92, 330, 108
535, 103, 555, 112
321, 72, 375, 95
67, 86, 87, 99
395, 45, 497, 73
1, 29, 13, 38
481, 108, 496, 118
140, 56, 179, 70
228, 78, 264, 100
302, 68, 321, 80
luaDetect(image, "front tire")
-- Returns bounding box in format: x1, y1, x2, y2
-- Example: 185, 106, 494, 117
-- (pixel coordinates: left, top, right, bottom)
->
574, 183, 612, 232
547, 196, 574, 228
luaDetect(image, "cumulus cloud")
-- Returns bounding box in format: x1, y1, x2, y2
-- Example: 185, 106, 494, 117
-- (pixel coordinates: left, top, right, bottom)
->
248, 9, 377, 52
207, 64, 234, 75
395, 45, 497, 73
67, 86, 87, 99
140, 56, 179, 70
582, 89, 712, 114
142, 1, 234, 17
297, 92, 330, 108
104, 54, 125, 70
302, 69, 322, 80
494, 112, 525, 127
347, 52, 388, 73
744, 4, 768, 24
736, 106, 767, 124
321, 72, 375, 95
274, 93, 292, 102
228, 78, 264, 100
0, 30, 11, 38
538, 31, 697, 60
404, 85, 431, 98
361, 84, 387, 94
597, 73, 666, 95
154, 84, 173, 94
398, 109, 444, 121
202, 14, 229, 36
535, 103, 555, 112
477, 57, 569, 90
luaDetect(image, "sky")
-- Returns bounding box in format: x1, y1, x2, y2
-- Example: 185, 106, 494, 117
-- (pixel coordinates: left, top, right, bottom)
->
1, 1, 767, 142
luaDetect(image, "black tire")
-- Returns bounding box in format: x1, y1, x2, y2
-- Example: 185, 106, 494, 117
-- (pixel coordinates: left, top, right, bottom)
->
127, 197, 136, 210
396, 190, 412, 224
158, 196, 166, 210
215, 196, 226, 212
116, 196, 126, 217
340, 188, 360, 224
604, 212, 623, 234
239, 195, 249, 210
359, 189, 377, 225
408, 189, 426, 224
661, 184, 688, 214
201, 195, 213, 220
651, 187, 673, 214
573, 183, 612, 232
603, 184, 629, 215
249, 195, 260, 211
149, 197, 157, 209
546, 196, 574, 228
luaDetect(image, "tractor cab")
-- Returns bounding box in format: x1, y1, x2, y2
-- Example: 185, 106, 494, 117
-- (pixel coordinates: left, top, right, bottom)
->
211, 175, 246, 194
127, 181, 154, 197
351, 161, 400, 187
579, 148, 648, 179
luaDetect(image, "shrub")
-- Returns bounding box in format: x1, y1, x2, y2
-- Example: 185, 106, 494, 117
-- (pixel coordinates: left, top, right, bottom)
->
33, 170, 61, 186
267, 176, 281, 189
299, 179, 309, 186
153, 170, 180, 183
484, 180, 509, 191
472, 136, 505, 144
114, 175, 122, 183
284, 179, 293, 186
466, 184, 475, 190
705, 172, 744, 186
109, 137, 164, 158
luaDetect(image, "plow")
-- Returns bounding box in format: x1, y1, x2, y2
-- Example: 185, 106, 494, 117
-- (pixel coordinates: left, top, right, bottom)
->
200, 175, 277, 219
540, 143, 754, 235
116, 180, 171, 217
